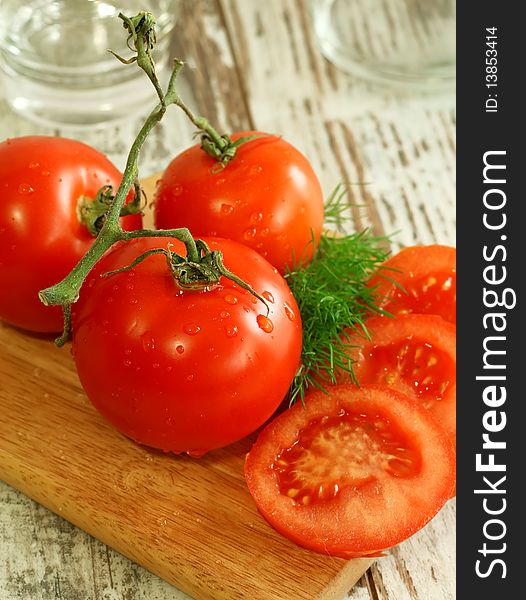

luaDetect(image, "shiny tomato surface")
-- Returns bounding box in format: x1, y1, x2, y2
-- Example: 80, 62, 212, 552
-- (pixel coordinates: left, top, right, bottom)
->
72, 236, 303, 456
154, 132, 325, 273
0, 136, 142, 333
245, 384, 455, 558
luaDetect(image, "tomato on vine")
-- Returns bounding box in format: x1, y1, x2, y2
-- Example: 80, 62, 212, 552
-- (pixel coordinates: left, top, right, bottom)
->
154, 132, 325, 274
71, 236, 302, 456
0, 136, 142, 333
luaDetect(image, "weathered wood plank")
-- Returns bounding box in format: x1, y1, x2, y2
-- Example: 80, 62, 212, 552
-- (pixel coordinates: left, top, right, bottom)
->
219, 0, 455, 247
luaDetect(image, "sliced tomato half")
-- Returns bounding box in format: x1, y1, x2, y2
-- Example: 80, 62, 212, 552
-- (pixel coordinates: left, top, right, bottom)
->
244, 384, 455, 558
369, 245, 456, 323
341, 314, 456, 442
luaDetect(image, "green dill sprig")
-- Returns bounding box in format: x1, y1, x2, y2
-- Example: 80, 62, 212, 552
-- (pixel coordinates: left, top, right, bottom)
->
285, 229, 391, 405
323, 182, 370, 230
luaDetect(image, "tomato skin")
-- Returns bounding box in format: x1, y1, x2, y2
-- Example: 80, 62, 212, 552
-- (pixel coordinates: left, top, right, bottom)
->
341, 314, 456, 441
244, 384, 455, 558
154, 132, 325, 274
0, 136, 142, 333
71, 236, 302, 456
369, 245, 456, 323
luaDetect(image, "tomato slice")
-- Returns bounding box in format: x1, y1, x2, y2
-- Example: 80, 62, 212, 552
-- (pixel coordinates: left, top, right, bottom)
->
244, 384, 455, 558
369, 245, 456, 323
341, 314, 456, 441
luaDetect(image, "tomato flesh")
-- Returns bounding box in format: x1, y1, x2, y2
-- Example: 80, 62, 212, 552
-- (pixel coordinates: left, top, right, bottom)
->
245, 385, 455, 558
385, 273, 456, 322
273, 410, 421, 507
343, 314, 456, 440
370, 245, 456, 323
360, 339, 454, 409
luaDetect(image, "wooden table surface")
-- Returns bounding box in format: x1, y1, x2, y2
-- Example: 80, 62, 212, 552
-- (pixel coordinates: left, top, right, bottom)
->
0, 1, 456, 599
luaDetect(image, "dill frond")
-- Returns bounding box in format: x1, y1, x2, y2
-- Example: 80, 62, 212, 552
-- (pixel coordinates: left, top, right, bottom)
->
285, 229, 391, 404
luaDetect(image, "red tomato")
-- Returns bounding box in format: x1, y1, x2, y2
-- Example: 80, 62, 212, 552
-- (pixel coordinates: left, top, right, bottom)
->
71, 236, 302, 456
369, 245, 456, 323
154, 132, 325, 274
244, 384, 455, 558
341, 314, 456, 441
0, 136, 142, 333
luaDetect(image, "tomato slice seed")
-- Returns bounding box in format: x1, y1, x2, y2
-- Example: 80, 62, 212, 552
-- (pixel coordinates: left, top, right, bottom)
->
362, 340, 453, 405
387, 272, 456, 321
272, 410, 421, 506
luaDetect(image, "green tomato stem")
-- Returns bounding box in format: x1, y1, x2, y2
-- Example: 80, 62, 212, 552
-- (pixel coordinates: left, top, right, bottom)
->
38, 11, 266, 347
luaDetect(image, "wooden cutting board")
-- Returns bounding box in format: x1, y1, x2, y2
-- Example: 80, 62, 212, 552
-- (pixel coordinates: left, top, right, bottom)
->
0, 175, 373, 600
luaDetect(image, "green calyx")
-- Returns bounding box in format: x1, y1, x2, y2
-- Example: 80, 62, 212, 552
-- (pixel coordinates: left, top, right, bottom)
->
199, 129, 262, 171
102, 240, 269, 311
77, 182, 144, 237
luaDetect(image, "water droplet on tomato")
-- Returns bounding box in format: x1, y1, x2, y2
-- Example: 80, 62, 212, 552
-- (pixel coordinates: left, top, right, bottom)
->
220, 310, 230, 319
28, 161, 39, 169
262, 291, 275, 303
173, 184, 183, 196
225, 325, 238, 338
284, 303, 295, 321
186, 373, 195, 382
176, 345, 185, 354
41, 169, 50, 176
224, 294, 238, 305
152, 362, 160, 369
257, 315, 274, 333
249, 165, 263, 176
123, 359, 132, 367
141, 335, 155, 352
260, 228, 270, 237
18, 183, 34, 194
243, 227, 256, 240
183, 323, 201, 336
220, 203, 233, 215
250, 211, 263, 224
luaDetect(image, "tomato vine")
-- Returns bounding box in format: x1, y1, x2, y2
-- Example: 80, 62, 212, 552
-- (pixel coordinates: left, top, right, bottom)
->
38, 11, 266, 346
